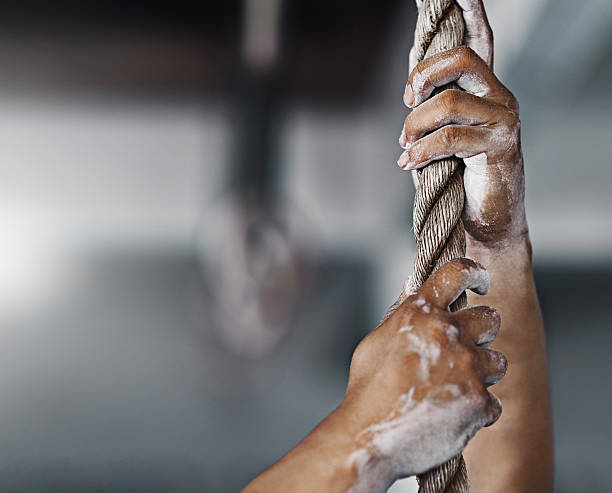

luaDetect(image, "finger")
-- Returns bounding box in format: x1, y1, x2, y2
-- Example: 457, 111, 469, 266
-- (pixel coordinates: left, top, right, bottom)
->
456, 0, 494, 68
451, 305, 501, 347
400, 89, 502, 147
397, 124, 490, 170
482, 391, 502, 427
419, 257, 489, 309
477, 348, 507, 386
404, 46, 514, 109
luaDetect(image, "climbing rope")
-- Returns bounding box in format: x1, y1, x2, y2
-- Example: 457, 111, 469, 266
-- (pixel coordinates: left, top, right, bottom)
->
411, 1, 470, 492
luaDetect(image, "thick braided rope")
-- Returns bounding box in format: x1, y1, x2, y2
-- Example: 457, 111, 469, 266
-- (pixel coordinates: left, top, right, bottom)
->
411, 1, 470, 493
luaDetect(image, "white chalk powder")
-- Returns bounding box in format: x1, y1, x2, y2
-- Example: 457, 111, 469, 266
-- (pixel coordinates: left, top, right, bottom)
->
405, 333, 440, 380
347, 387, 482, 492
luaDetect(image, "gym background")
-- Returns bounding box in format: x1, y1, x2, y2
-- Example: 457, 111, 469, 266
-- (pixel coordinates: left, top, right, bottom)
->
0, 1, 609, 492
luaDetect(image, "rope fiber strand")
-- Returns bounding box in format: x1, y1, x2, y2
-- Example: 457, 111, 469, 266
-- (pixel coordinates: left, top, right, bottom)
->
411, 1, 470, 492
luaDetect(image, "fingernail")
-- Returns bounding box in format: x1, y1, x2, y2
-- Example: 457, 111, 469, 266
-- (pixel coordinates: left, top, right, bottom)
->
399, 126, 407, 148
403, 84, 414, 107
397, 149, 411, 169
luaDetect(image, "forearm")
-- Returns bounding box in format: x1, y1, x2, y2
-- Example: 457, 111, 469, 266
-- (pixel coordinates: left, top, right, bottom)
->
241, 404, 371, 493
463, 233, 554, 492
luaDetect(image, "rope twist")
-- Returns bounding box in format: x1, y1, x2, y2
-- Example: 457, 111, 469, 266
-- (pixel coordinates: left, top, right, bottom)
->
411, 1, 470, 492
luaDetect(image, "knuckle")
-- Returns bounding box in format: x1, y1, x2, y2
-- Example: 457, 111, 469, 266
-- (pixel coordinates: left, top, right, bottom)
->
510, 97, 520, 113
445, 257, 476, 277
404, 115, 416, 141
441, 89, 461, 113
503, 108, 521, 130
403, 119, 410, 140
450, 257, 473, 270
488, 309, 502, 335
498, 115, 521, 157
504, 90, 520, 113
484, 392, 503, 426
415, 61, 427, 78
470, 385, 489, 411
441, 126, 459, 146
407, 144, 420, 163
479, 304, 501, 327
476, 308, 501, 345
410, 63, 427, 90
434, 259, 465, 288
489, 349, 508, 375
488, 306, 502, 326
456, 45, 477, 65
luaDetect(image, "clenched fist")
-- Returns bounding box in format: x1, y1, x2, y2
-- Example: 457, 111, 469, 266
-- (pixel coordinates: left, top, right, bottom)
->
342, 258, 507, 489
398, 0, 526, 246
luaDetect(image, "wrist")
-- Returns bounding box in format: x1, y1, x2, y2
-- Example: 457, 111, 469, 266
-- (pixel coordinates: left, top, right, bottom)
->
464, 156, 529, 250
329, 400, 397, 492
465, 229, 535, 309
290, 403, 380, 492
466, 228, 532, 265
345, 447, 396, 493
465, 184, 531, 265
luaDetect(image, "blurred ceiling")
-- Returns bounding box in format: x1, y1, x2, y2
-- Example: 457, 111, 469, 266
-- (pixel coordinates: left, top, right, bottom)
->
0, 0, 402, 100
